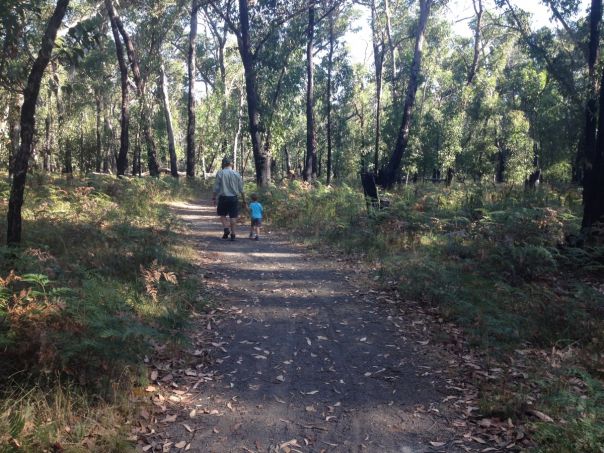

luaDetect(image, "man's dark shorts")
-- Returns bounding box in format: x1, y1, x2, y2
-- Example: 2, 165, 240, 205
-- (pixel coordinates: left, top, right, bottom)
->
217, 196, 239, 218
251, 218, 262, 227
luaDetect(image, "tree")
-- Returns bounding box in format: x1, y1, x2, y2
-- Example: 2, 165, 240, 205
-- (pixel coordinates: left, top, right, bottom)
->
7, 0, 70, 244
186, 0, 198, 177
380, 0, 433, 188
304, 3, 318, 181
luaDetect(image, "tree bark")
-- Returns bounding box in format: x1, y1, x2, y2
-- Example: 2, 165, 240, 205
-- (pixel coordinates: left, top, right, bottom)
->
326, 12, 335, 185
186, 0, 198, 177
7, 0, 70, 245
159, 64, 178, 177
582, 0, 604, 232
304, 4, 317, 181
383, 0, 397, 102
467, 0, 483, 85
105, 0, 129, 176
371, 0, 384, 172
380, 0, 432, 188
237, 0, 270, 186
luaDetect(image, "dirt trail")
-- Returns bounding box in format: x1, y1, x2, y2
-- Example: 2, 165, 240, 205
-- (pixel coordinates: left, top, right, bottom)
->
157, 200, 457, 452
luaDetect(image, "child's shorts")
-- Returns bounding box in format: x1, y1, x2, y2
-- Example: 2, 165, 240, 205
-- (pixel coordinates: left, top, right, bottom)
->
251, 218, 262, 227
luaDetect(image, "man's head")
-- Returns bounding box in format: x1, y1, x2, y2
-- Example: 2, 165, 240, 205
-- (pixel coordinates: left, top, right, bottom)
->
221, 157, 232, 169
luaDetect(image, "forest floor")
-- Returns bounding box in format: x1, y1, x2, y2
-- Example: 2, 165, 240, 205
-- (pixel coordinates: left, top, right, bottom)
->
137, 199, 487, 453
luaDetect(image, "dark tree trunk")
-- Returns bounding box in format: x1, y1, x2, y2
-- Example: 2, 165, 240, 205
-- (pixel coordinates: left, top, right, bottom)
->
380, 0, 432, 188
304, 4, 317, 181
467, 0, 483, 85
580, 0, 602, 190
106, 0, 129, 176
7, 0, 69, 245
326, 13, 335, 185
237, 0, 270, 186
160, 64, 178, 177
371, 0, 384, 172
186, 0, 198, 177
583, 0, 604, 232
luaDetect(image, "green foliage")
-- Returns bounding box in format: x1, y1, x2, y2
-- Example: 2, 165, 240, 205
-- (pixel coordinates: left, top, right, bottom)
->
0, 173, 205, 450
533, 372, 604, 453
266, 181, 604, 450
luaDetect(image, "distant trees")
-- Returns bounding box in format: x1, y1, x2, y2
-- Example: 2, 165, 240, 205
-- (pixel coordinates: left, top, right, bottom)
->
4, 0, 604, 241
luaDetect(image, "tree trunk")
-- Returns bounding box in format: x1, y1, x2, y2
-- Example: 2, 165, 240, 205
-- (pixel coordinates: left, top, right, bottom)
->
582, 0, 604, 232
233, 87, 245, 172
159, 64, 178, 177
326, 13, 335, 185
237, 0, 269, 186
371, 0, 384, 173
186, 0, 198, 177
304, 4, 317, 181
95, 94, 102, 172
467, 0, 483, 85
107, 0, 159, 177
7, 0, 69, 245
383, 0, 397, 103
105, 0, 129, 176
580, 0, 602, 189
44, 102, 51, 172
380, 0, 432, 189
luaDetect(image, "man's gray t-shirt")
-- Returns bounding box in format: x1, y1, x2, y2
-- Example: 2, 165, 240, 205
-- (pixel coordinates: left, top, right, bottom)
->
214, 168, 243, 197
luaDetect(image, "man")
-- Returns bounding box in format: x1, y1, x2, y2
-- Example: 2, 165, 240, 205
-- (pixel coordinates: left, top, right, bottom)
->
212, 157, 245, 241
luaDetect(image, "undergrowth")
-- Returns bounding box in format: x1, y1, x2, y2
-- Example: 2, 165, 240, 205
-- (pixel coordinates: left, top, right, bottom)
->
0, 173, 206, 452
264, 180, 604, 451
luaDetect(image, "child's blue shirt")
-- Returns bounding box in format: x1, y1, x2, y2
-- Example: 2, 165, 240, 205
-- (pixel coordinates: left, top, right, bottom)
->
249, 201, 263, 219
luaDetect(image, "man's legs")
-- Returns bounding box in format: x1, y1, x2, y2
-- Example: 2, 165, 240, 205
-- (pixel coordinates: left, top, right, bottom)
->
229, 216, 237, 240
220, 216, 230, 238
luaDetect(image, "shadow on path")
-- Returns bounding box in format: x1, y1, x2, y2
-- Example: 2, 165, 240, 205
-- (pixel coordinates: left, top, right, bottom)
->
156, 200, 458, 453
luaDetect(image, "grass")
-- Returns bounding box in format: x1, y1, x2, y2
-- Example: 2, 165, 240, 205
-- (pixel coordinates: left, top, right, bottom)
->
0, 172, 208, 451
262, 179, 604, 451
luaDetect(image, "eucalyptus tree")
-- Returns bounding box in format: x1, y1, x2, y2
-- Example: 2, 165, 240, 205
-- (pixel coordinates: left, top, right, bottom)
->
380, 0, 434, 188
207, 0, 310, 186
7, 0, 70, 244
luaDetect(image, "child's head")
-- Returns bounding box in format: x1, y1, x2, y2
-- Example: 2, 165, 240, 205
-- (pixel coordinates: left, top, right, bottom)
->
251, 193, 258, 201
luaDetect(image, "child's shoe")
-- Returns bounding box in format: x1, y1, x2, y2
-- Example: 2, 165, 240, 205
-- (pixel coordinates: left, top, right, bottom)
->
254, 235, 259, 241
249, 233, 254, 239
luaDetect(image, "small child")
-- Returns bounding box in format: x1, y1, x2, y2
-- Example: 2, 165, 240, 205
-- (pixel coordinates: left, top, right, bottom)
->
248, 193, 263, 240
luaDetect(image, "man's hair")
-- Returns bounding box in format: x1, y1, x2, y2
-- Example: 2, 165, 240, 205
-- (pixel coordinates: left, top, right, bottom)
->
221, 157, 232, 168
251, 193, 258, 201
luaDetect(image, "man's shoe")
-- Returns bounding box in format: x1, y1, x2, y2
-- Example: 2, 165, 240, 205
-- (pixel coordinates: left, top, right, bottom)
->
222, 228, 230, 239
230, 234, 236, 241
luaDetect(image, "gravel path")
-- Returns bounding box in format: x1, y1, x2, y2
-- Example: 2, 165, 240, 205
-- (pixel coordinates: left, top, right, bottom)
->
160, 200, 457, 453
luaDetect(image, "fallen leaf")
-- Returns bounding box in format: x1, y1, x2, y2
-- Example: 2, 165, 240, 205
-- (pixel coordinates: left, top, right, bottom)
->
527, 409, 553, 422
175, 441, 187, 449
429, 441, 446, 447
276, 375, 285, 382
